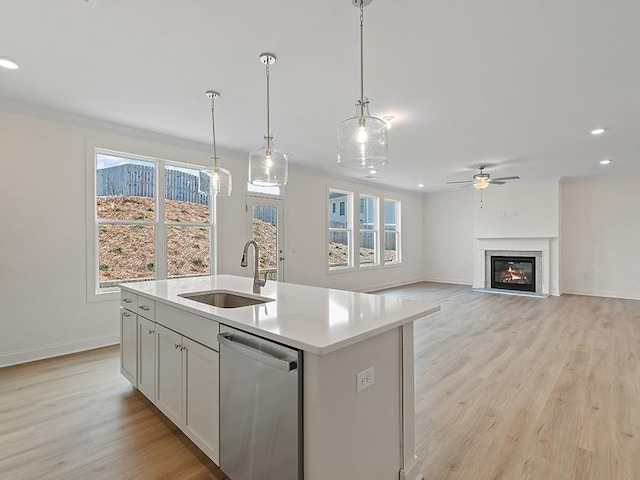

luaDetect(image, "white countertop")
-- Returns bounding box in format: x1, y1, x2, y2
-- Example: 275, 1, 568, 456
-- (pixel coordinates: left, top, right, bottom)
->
120, 275, 440, 355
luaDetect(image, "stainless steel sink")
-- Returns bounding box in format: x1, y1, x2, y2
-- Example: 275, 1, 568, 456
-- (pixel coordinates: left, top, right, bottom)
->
179, 290, 274, 309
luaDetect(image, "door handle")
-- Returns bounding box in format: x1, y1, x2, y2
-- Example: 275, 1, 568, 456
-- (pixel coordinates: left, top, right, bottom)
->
218, 333, 297, 372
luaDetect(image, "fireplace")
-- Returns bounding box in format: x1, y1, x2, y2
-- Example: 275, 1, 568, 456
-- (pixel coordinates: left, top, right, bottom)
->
491, 256, 536, 292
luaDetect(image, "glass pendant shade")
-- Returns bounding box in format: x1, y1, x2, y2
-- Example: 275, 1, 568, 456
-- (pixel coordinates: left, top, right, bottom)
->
338, 99, 388, 169
211, 162, 232, 196
205, 90, 231, 197
249, 138, 288, 187
249, 52, 289, 187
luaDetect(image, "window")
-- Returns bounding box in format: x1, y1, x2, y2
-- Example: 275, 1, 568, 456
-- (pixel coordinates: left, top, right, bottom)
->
90, 149, 213, 296
328, 188, 401, 270
384, 199, 401, 264
247, 182, 281, 197
328, 189, 353, 270
359, 195, 379, 267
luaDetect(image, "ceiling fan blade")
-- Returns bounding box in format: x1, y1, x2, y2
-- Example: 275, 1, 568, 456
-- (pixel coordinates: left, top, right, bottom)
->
446, 180, 473, 184
489, 180, 506, 185
492, 176, 520, 181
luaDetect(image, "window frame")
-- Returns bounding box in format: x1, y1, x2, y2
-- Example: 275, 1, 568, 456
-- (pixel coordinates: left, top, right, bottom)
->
383, 198, 402, 265
86, 143, 215, 302
358, 194, 380, 268
327, 188, 354, 271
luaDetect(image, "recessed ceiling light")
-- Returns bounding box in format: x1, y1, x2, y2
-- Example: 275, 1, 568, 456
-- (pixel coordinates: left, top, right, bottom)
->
0, 57, 19, 70
369, 169, 377, 174
417, 183, 425, 188
590, 127, 606, 135
600, 159, 611, 165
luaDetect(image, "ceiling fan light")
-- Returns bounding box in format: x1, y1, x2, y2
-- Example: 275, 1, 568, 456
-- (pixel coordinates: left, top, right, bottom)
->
473, 180, 489, 190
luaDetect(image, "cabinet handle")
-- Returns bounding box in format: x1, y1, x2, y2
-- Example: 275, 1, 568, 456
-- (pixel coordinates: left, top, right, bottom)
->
148, 329, 154, 335
180, 346, 186, 352
123, 312, 131, 317
139, 305, 151, 311
174, 344, 180, 349
123, 298, 132, 303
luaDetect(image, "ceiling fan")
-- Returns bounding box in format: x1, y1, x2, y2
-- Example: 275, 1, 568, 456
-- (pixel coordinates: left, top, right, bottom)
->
446, 165, 520, 190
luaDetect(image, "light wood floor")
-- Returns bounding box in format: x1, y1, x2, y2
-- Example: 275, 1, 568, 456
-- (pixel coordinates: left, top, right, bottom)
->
382, 283, 640, 480
1, 283, 639, 479
0, 345, 227, 480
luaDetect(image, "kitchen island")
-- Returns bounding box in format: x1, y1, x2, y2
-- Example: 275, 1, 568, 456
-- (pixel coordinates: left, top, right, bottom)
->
120, 275, 439, 480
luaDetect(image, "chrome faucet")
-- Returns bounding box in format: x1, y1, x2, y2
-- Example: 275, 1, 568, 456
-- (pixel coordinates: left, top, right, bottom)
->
241, 240, 266, 294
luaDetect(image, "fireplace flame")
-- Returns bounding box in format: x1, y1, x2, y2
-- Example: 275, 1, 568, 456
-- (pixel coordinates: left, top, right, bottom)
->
501, 266, 529, 283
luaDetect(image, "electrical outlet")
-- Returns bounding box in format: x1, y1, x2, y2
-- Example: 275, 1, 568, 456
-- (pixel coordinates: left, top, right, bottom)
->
356, 367, 375, 392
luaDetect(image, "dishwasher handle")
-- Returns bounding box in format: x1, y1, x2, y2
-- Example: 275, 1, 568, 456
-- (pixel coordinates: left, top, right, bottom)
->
218, 332, 297, 372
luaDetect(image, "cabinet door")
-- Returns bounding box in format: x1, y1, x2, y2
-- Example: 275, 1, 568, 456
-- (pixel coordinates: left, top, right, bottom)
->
137, 316, 156, 402
182, 337, 220, 464
120, 308, 137, 386
155, 324, 183, 425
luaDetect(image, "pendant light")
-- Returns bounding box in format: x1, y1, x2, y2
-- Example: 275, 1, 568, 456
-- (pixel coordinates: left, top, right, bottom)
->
206, 90, 232, 196
248, 53, 289, 187
338, 0, 388, 169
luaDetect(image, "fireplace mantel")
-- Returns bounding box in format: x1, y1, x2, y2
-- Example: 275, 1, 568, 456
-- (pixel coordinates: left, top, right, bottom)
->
473, 237, 558, 296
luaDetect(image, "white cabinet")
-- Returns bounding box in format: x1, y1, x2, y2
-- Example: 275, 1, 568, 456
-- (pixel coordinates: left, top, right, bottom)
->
183, 336, 220, 464
137, 316, 156, 402
121, 288, 220, 465
120, 308, 137, 385
155, 323, 184, 425
155, 323, 220, 464
120, 292, 155, 389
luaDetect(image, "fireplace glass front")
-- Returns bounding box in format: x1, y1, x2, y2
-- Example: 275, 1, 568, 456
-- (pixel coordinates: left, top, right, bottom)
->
491, 256, 536, 292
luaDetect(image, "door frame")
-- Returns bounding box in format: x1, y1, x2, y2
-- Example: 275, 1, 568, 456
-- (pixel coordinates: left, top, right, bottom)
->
246, 195, 285, 282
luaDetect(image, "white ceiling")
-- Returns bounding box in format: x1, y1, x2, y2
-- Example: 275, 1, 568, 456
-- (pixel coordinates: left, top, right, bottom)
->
1, 0, 639, 192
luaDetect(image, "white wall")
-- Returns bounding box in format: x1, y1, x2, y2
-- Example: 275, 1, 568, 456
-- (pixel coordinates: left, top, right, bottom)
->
423, 180, 561, 294
0, 109, 425, 366
423, 190, 474, 285
473, 180, 560, 238
281, 170, 425, 291
561, 176, 640, 300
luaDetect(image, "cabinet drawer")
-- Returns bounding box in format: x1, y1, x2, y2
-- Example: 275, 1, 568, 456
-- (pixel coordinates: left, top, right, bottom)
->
121, 290, 138, 310
156, 303, 219, 351
137, 296, 156, 321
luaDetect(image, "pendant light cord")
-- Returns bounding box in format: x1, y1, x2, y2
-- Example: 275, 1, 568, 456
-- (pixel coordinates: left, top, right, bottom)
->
210, 95, 218, 167
359, 0, 365, 118
265, 61, 271, 150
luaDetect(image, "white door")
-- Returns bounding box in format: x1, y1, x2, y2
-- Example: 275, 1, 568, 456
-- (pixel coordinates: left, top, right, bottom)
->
246, 196, 284, 282
155, 323, 183, 425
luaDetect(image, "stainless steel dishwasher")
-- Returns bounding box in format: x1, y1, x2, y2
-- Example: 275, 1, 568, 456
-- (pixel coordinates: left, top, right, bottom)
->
218, 325, 303, 480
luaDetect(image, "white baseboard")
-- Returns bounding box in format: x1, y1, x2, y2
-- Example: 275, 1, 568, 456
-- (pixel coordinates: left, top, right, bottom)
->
560, 289, 640, 301
400, 455, 424, 480
0, 335, 120, 368
423, 276, 473, 286
360, 277, 426, 293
